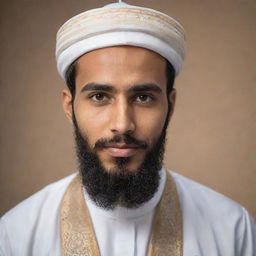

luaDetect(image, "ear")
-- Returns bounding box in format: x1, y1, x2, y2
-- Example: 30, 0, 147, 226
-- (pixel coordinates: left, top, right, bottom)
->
168, 88, 176, 116
62, 89, 73, 124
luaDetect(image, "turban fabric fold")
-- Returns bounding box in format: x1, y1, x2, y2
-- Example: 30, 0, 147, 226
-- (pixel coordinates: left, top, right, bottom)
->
56, 2, 186, 79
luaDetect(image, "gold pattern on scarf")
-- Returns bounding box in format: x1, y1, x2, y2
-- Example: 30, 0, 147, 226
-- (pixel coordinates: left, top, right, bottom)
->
60, 176, 100, 256
60, 171, 183, 256
147, 172, 183, 256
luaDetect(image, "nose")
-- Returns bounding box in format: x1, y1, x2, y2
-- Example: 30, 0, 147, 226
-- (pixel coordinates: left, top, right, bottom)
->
110, 98, 135, 135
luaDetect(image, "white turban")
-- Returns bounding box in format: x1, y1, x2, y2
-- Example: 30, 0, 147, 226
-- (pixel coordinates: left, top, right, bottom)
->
56, 2, 186, 79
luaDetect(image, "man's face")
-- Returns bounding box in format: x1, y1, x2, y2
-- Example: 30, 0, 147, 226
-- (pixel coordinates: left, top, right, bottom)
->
63, 46, 176, 174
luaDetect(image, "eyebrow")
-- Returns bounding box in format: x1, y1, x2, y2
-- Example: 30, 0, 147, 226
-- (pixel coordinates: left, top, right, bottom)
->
128, 84, 162, 93
80, 83, 116, 93
80, 82, 162, 94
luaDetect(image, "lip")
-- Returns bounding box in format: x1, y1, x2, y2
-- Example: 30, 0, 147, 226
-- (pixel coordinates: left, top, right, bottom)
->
104, 145, 140, 157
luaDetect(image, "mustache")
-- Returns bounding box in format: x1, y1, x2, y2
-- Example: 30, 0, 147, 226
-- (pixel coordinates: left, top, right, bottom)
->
94, 134, 148, 149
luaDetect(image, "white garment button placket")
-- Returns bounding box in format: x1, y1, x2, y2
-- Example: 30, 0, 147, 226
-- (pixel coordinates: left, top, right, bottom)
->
114, 220, 135, 255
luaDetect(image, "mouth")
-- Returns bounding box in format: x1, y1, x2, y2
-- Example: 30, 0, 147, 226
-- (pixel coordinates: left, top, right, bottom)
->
104, 144, 141, 157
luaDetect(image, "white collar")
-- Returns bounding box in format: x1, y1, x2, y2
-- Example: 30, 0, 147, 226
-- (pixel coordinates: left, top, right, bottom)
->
83, 168, 167, 220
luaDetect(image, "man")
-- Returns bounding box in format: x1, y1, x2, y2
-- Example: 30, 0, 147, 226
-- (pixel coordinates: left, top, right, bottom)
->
0, 2, 255, 256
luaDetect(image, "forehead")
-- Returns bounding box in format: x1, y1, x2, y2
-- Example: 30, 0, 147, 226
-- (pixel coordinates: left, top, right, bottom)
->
75, 46, 167, 90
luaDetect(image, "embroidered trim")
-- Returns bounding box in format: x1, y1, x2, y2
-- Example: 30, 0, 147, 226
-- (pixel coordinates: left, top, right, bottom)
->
148, 172, 183, 256
60, 175, 100, 256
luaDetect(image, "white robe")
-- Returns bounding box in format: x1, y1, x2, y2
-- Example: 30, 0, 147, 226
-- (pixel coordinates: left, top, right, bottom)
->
0, 169, 255, 256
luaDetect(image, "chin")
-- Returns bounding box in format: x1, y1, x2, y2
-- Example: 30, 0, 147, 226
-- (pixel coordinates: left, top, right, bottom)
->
102, 157, 144, 175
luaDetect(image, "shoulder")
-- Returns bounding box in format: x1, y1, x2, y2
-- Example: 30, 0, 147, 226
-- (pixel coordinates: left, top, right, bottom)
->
1, 173, 76, 221
169, 170, 256, 255
0, 173, 76, 255
170, 170, 246, 218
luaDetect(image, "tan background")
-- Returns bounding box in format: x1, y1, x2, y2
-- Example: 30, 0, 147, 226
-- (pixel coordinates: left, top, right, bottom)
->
0, 0, 255, 217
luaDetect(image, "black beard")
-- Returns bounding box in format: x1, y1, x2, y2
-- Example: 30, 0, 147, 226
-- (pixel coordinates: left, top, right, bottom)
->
73, 106, 171, 210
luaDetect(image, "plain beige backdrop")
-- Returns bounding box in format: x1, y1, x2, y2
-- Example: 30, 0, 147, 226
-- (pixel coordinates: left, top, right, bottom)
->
0, 0, 255, 218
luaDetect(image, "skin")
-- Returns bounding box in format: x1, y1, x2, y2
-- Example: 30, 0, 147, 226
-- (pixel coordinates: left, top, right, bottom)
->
62, 46, 176, 172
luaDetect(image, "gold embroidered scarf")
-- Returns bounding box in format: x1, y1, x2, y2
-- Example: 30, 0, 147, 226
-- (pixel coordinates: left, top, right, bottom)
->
60, 171, 183, 256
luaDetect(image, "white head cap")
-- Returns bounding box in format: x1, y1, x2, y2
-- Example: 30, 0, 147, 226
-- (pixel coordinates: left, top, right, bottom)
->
56, 2, 186, 80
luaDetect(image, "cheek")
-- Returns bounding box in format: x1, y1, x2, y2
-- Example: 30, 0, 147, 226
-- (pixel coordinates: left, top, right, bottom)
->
135, 105, 168, 143
74, 103, 111, 143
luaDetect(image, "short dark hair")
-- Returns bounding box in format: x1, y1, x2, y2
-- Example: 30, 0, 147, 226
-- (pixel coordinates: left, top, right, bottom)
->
65, 58, 175, 99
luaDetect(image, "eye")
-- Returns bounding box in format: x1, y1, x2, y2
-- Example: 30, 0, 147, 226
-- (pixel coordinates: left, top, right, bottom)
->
90, 93, 108, 102
135, 94, 153, 103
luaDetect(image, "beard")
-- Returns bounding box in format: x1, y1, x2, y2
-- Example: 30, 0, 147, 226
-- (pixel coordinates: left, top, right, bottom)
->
73, 108, 170, 210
